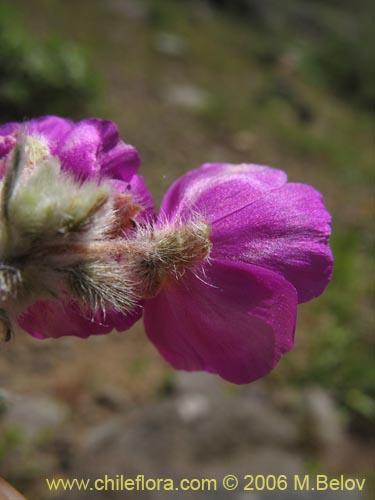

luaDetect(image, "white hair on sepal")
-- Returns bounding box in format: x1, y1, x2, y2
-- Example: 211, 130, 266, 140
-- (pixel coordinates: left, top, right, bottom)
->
9, 158, 112, 246
189, 261, 218, 290
66, 259, 139, 317
123, 211, 212, 298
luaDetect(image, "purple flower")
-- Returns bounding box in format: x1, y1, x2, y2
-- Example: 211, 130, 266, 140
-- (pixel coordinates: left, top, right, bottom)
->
0, 116, 154, 339
142, 163, 333, 384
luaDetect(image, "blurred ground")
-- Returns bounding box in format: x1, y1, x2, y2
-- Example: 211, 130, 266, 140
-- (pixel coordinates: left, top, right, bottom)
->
0, 0, 374, 498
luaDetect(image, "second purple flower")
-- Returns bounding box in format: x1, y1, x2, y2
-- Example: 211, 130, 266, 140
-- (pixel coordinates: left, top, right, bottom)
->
0, 116, 154, 339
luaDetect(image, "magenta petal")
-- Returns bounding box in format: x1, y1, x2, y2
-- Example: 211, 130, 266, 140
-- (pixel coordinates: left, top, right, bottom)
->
0, 116, 74, 152
0, 122, 18, 158
143, 259, 297, 384
56, 118, 139, 181
211, 183, 333, 303
0, 122, 18, 136
127, 175, 156, 220
17, 299, 142, 339
160, 162, 287, 222
25, 116, 74, 147
99, 142, 140, 181
1, 116, 74, 158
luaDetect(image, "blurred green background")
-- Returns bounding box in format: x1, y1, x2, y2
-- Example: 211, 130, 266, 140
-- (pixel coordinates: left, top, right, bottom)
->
0, 0, 374, 498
